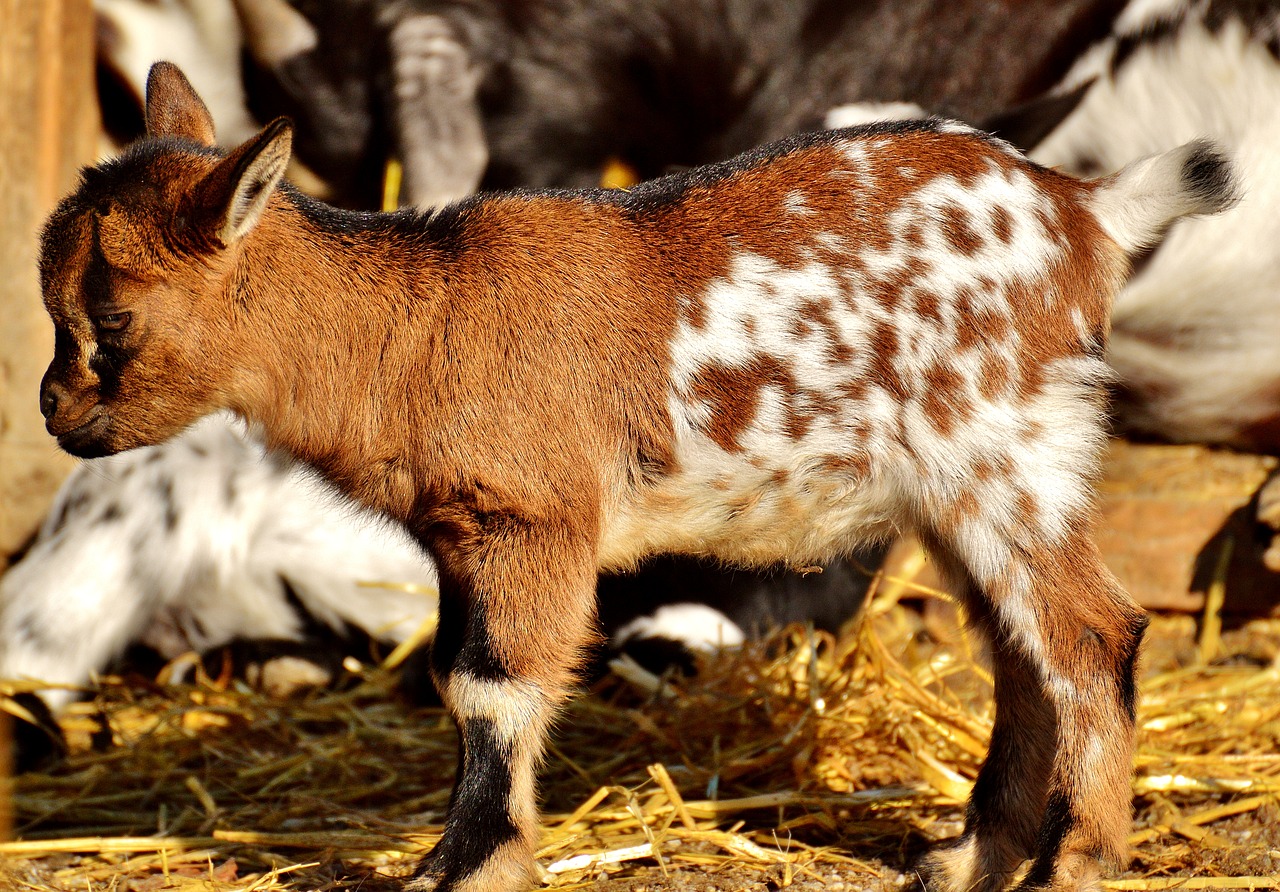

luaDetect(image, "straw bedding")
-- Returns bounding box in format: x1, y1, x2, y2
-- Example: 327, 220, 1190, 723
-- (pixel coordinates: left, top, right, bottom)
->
3, 560, 1279, 891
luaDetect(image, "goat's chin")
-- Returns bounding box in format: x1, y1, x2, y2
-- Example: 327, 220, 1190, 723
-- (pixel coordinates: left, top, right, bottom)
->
55, 412, 116, 458
57, 416, 164, 459
60, 440, 117, 459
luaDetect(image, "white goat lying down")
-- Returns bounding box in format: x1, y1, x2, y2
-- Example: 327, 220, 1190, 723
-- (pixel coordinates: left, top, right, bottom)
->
0, 412, 438, 713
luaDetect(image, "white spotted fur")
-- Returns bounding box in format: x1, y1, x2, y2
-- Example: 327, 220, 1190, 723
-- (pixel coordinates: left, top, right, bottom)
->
0, 413, 438, 710
605, 132, 1104, 591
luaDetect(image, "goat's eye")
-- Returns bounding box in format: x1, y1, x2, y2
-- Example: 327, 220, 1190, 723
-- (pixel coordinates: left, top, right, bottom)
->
94, 312, 132, 333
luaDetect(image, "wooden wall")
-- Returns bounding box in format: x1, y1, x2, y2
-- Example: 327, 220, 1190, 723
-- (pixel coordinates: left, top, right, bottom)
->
1, 2, 96, 836
0, 0, 98, 572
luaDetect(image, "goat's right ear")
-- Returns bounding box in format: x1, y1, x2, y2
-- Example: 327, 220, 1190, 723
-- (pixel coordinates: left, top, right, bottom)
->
193, 118, 294, 246
145, 62, 217, 146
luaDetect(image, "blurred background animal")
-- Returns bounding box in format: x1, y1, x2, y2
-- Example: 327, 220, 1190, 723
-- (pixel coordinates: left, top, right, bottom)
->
97, 0, 1128, 206
1021, 0, 1280, 453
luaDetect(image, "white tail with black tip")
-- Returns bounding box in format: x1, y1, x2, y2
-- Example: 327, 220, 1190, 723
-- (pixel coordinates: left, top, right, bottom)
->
1090, 139, 1240, 253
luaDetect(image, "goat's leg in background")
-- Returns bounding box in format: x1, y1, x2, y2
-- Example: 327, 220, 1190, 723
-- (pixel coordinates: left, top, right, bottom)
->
409, 518, 599, 892
388, 13, 488, 209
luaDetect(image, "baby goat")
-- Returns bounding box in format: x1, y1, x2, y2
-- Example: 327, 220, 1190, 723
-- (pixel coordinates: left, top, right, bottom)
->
39, 62, 1236, 892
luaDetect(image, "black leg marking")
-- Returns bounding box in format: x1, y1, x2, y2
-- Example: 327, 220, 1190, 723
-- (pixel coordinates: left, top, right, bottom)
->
1021, 791, 1076, 890
414, 717, 519, 888
431, 575, 508, 682
1117, 612, 1148, 723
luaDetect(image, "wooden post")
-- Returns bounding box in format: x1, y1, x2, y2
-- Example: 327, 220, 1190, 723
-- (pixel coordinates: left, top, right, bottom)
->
0, 0, 98, 572
0, 0, 98, 842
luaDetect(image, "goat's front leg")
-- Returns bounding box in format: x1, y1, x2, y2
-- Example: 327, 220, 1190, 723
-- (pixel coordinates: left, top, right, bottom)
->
407, 517, 599, 892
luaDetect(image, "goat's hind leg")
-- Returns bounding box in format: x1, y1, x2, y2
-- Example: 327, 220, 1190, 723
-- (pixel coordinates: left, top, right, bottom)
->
918, 534, 1146, 892
916, 560, 1057, 892
1008, 539, 1146, 892
407, 518, 600, 892
914, 543, 1056, 892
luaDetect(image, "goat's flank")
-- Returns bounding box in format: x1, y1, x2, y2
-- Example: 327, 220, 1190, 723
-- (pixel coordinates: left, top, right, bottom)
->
38, 62, 1237, 892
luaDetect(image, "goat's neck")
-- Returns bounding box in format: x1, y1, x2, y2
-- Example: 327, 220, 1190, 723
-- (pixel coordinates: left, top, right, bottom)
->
225, 202, 445, 499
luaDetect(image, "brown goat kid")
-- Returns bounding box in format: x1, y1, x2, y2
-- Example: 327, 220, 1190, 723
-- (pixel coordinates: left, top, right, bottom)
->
40, 63, 1236, 892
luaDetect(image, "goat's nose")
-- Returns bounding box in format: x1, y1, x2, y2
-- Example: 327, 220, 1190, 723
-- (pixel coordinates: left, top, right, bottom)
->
40, 381, 65, 420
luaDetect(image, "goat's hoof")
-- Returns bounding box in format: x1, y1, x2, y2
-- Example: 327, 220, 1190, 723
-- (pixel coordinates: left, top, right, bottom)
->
1010, 853, 1103, 892
914, 834, 1018, 892
403, 842, 537, 892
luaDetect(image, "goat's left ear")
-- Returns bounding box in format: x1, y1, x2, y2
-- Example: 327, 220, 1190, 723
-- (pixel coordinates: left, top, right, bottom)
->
146, 62, 217, 146
194, 118, 294, 246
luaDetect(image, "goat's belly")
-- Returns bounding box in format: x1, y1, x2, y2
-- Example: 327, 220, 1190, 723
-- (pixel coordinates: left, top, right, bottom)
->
598, 447, 899, 572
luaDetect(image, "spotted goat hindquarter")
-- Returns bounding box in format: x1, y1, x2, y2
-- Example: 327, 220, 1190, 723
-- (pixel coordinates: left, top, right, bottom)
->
37, 64, 1238, 892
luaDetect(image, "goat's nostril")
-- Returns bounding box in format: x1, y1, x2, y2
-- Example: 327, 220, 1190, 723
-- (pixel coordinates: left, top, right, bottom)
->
39, 385, 60, 420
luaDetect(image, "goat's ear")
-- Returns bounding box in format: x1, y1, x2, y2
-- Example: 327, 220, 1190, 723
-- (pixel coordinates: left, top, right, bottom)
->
194, 118, 293, 246
145, 62, 217, 146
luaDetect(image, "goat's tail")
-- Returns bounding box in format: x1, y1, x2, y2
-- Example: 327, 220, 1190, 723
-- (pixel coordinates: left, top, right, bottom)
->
1088, 139, 1240, 254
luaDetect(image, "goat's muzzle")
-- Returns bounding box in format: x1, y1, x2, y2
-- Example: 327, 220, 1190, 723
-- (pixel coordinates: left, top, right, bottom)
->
41, 381, 113, 458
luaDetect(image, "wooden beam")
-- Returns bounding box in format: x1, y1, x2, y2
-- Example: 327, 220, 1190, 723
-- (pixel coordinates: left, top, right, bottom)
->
0, 0, 98, 572
0, 0, 97, 842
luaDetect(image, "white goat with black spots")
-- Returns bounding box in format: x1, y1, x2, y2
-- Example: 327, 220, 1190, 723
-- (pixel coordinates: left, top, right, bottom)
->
0, 412, 437, 711
1028, 0, 1280, 452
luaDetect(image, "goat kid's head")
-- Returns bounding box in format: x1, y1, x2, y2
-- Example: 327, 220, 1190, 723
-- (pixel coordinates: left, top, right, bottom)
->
40, 62, 293, 458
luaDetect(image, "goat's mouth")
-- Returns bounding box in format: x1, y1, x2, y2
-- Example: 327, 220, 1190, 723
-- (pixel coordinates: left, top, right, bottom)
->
53, 409, 113, 458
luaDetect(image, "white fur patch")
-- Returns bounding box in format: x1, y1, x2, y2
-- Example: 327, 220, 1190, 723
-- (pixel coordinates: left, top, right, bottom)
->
612, 603, 746, 651
824, 101, 930, 130
440, 674, 550, 746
